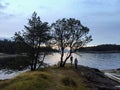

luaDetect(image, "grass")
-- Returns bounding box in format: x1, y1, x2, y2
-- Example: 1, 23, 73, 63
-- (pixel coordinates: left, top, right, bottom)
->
61, 77, 77, 87
0, 64, 88, 90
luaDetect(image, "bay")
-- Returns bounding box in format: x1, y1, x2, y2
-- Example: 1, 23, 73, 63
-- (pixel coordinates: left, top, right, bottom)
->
45, 52, 120, 70
0, 52, 120, 80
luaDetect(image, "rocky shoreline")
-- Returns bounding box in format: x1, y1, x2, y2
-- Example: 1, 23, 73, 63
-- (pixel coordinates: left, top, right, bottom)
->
0, 64, 120, 90
75, 65, 120, 90
102, 68, 120, 74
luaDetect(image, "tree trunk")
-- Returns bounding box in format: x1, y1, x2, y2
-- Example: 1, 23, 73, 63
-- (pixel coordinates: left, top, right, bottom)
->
37, 53, 46, 69
33, 47, 39, 70
62, 49, 72, 67
33, 58, 37, 70
60, 47, 64, 67
62, 53, 72, 67
30, 61, 34, 70
30, 53, 35, 71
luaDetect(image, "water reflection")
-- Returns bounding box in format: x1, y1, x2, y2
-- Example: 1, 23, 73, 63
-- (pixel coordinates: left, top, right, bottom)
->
44, 52, 120, 70
0, 53, 120, 70
0, 52, 120, 80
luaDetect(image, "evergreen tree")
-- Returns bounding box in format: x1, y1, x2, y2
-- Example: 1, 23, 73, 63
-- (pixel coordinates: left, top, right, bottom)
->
14, 12, 51, 70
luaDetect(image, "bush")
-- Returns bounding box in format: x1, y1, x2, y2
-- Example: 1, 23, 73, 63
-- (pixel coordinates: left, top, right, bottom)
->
61, 77, 77, 87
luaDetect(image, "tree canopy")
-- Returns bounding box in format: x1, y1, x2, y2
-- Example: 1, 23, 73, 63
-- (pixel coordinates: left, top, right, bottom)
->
14, 12, 51, 70
51, 18, 92, 67
13, 12, 92, 70
0, 39, 15, 54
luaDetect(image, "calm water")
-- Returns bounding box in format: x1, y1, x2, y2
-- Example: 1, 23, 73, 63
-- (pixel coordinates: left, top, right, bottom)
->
0, 52, 120, 80
45, 52, 120, 70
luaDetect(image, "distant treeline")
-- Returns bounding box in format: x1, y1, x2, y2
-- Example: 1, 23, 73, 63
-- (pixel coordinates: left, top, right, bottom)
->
0, 39, 58, 54
0, 56, 30, 70
0, 39, 15, 54
77, 44, 120, 52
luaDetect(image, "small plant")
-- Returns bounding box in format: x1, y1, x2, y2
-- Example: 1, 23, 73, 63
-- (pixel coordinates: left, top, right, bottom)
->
40, 74, 48, 79
61, 77, 77, 87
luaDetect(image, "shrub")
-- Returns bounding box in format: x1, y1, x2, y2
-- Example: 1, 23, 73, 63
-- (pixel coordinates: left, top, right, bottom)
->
61, 77, 77, 87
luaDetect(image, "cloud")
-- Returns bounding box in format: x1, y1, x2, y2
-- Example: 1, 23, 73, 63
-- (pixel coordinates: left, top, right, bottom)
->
82, 0, 117, 6
39, 6, 49, 10
0, 1, 12, 19
82, 0, 104, 6
0, 3, 5, 9
0, 11, 15, 20
0, 1, 9, 9
80, 0, 120, 21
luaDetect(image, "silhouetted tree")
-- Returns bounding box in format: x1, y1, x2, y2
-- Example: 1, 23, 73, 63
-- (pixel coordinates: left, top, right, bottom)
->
51, 18, 92, 67
14, 12, 51, 70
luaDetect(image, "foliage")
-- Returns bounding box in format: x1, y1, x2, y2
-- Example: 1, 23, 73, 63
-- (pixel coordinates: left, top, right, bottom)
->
77, 44, 120, 52
51, 18, 92, 67
12, 12, 92, 69
0, 56, 30, 70
13, 12, 51, 70
0, 39, 15, 54
61, 77, 77, 87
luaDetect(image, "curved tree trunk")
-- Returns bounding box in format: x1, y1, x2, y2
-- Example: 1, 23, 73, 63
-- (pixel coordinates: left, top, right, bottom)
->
60, 47, 64, 67
62, 52, 72, 67
61, 48, 72, 67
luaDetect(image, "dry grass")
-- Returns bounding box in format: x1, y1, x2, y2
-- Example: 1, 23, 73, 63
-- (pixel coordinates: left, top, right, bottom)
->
0, 64, 88, 90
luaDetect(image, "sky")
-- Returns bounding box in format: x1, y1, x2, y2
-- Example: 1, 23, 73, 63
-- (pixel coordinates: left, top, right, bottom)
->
0, 0, 120, 46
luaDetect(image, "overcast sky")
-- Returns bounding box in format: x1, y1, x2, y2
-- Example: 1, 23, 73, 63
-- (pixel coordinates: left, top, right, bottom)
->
0, 0, 120, 45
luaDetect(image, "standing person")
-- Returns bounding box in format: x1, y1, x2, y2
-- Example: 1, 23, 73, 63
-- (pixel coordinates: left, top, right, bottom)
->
74, 58, 78, 69
70, 56, 73, 65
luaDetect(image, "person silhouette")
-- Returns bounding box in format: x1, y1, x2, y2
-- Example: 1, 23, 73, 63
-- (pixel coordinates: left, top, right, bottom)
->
70, 56, 73, 65
74, 58, 78, 69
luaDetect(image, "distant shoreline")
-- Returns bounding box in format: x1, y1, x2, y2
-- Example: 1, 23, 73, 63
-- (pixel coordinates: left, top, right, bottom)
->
77, 51, 120, 53
0, 54, 24, 58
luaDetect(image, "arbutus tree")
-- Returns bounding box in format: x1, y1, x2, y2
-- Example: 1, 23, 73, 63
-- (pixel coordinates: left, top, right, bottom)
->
51, 18, 92, 67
